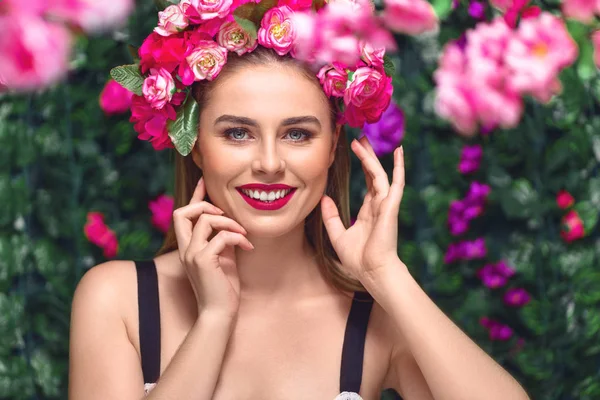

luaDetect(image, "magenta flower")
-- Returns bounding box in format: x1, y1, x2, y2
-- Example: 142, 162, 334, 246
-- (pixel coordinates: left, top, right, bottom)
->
258, 6, 295, 56
477, 260, 516, 288
479, 317, 513, 341
504, 287, 531, 307
84, 212, 119, 258
361, 100, 404, 157
149, 194, 175, 234
468, 1, 486, 20
447, 182, 490, 236
458, 144, 483, 174
444, 237, 487, 263
99, 79, 133, 115
130, 95, 176, 151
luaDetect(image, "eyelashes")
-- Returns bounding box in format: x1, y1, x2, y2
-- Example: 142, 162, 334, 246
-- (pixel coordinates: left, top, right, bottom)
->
221, 127, 314, 143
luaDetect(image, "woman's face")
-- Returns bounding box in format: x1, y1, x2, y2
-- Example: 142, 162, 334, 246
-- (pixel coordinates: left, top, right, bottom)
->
193, 64, 340, 237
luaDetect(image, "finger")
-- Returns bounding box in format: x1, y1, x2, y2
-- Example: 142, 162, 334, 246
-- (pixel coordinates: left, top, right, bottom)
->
321, 195, 346, 246
191, 213, 248, 248
358, 135, 378, 159
173, 202, 224, 256
383, 146, 405, 217
202, 230, 254, 256
351, 139, 390, 197
190, 177, 207, 204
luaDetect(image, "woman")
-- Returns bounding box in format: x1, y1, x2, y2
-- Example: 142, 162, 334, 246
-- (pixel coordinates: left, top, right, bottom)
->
68, 2, 531, 399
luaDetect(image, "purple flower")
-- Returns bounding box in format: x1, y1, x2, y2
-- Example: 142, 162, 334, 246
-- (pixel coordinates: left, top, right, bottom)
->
458, 144, 482, 174
477, 261, 515, 288
468, 1, 486, 20
361, 100, 404, 157
504, 288, 531, 307
480, 317, 513, 341
463, 237, 487, 259
466, 181, 491, 202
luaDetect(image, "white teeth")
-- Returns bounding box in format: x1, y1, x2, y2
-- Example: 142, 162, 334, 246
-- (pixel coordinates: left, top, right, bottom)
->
241, 189, 292, 201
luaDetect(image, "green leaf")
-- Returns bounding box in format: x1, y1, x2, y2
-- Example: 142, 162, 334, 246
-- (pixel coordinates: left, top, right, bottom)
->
383, 54, 395, 77
577, 37, 596, 81
500, 179, 539, 219
234, 0, 277, 25
110, 64, 144, 96
154, 0, 178, 11
167, 95, 200, 156
234, 16, 258, 40
573, 201, 599, 234
588, 177, 600, 207
431, 0, 453, 20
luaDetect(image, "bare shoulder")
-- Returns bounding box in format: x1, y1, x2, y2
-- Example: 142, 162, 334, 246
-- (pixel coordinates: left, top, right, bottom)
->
69, 260, 144, 400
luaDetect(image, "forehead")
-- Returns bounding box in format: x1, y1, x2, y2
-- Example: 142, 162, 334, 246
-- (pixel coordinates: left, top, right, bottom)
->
203, 64, 330, 121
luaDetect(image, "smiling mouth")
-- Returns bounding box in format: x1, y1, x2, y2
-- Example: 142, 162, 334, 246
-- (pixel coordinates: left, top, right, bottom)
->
238, 188, 295, 203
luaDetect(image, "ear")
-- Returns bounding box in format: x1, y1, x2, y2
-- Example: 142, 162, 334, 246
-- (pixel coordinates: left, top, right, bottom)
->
191, 141, 203, 170
328, 124, 342, 168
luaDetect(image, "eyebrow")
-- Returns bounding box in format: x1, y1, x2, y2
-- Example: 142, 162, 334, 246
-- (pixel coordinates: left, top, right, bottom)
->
214, 114, 321, 129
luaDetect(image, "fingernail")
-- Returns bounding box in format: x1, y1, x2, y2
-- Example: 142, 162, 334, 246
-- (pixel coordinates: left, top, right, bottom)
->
400, 145, 404, 154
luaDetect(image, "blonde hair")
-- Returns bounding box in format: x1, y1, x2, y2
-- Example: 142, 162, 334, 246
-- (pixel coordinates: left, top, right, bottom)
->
156, 48, 366, 294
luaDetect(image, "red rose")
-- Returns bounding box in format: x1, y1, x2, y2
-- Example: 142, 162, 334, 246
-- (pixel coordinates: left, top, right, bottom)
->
560, 210, 585, 243
139, 32, 187, 74
556, 190, 574, 209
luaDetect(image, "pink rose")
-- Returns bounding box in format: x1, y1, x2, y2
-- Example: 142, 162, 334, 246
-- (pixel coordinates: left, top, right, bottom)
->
359, 41, 385, 70
317, 62, 348, 97
0, 15, 71, 92
130, 95, 176, 150
155, 4, 189, 37
188, 0, 233, 21
84, 212, 119, 258
185, 40, 228, 82
99, 79, 134, 115
561, 0, 599, 24
343, 68, 393, 127
217, 21, 258, 55
258, 6, 295, 56
277, 0, 313, 11
139, 32, 188, 74
382, 0, 438, 35
149, 194, 175, 234
46, 0, 133, 32
143, 68, 176, 110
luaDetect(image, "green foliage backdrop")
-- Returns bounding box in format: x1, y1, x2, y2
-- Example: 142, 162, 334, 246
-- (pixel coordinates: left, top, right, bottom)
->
1, 1, 599, 399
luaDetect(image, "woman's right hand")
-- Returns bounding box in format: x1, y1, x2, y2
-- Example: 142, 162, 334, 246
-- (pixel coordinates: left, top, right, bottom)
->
173, 177, 254, 320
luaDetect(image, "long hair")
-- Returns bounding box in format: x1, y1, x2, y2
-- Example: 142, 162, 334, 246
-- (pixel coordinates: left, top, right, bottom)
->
156, 47, 366, 294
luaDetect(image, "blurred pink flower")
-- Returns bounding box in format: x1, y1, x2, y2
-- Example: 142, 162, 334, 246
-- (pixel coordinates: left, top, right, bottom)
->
149, 194, 175, 234
84, 212, 119, 258
561, 0, 599, 24
0, 15, 71, 92
504, 12, 578, 103
382, 0, 438, 35
99, 79, 133, 115
489, 0, 513, 10
504, 287, 531, 307
46, 0, 133, 32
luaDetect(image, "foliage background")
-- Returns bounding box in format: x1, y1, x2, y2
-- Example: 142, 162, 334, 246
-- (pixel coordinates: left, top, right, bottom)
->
1, 0, 599, 399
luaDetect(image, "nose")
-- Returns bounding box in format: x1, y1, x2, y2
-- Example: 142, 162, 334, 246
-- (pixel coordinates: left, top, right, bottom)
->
251, 137, 286, 175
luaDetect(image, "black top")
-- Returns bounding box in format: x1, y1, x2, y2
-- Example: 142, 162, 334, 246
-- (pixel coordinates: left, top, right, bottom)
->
135, 260, 374, 394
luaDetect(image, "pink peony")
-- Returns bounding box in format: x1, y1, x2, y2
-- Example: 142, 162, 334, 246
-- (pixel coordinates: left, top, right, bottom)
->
217, 20, 258, 55
258, 6, 295, 56
149, 194, 175, 234
277, 0, 313, 11
84, 212, 119, 258
99, 79, 134, 115
561, 0, 600, 24
317, 62, 348, 97
139, 32, 188, 74
130, 95, 176, 150
382, 0, 438, 35
143, 68, 176, 110
184, 40, 228, 82
504, 12, 578, 103
155, 4, 189, 36
187, 0, 233, 21
0, 15, 71, 92
46, 0, 133, 32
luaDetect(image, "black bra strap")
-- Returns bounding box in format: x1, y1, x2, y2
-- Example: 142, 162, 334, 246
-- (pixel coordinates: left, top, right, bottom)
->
339, 291, 374, 393
135, 260, 161, 383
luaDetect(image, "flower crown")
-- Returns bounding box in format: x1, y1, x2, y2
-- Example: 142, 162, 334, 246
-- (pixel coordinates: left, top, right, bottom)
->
111, 0, 395, 156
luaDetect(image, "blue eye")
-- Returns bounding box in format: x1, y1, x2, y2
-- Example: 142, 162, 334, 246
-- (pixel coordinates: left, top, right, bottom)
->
223, 128, 312, 142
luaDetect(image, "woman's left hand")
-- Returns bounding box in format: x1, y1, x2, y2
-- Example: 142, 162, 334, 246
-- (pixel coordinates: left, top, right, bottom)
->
321, 136, 406, 284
